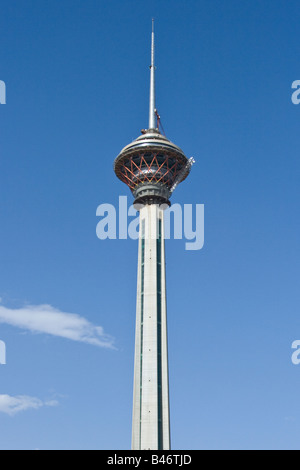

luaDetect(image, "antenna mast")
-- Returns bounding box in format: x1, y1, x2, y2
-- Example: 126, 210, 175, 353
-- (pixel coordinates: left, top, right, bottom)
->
149, 19, 156, 130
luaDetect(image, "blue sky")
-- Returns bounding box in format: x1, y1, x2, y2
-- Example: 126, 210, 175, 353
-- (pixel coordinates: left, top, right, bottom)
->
0, 0, 300, 450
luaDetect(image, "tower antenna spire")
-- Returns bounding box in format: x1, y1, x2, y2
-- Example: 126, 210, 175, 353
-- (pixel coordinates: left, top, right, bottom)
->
149, 18, 156, 130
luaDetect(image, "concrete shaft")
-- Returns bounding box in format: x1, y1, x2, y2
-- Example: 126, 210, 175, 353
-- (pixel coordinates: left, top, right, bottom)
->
132, 204, 170, 450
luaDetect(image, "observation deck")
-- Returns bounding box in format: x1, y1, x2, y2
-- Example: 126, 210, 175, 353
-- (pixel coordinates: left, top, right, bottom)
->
114, 128, 189, 205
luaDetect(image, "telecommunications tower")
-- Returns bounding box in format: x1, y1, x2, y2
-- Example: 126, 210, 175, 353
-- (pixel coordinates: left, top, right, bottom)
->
114, 21, 194, 450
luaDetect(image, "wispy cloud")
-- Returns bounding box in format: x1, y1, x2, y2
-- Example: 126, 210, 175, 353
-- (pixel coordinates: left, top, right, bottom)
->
0, 394, 58, 416
0, 303, 115, 348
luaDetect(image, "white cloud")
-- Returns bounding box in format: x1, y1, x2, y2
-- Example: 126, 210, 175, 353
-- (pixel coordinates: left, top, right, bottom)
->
0, 394, 58, 416
0, 303, 115, 348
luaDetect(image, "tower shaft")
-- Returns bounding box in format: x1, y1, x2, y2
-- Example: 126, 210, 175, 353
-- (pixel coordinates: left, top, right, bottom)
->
132, 204, 170, 450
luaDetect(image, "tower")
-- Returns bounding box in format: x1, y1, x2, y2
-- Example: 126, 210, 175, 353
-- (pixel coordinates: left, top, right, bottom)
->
114, 21, 194, 450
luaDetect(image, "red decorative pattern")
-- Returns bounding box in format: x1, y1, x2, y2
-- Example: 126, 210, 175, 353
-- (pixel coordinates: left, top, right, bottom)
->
115, 152, 187, 190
